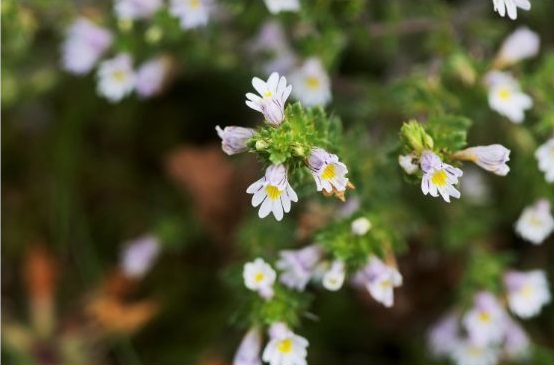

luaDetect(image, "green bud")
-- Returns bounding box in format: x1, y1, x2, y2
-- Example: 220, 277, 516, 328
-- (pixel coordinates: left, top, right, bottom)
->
291, 143, 306, 157
255, 139, 269, 151
145, 26, 163, 44
400, 120, 434, 153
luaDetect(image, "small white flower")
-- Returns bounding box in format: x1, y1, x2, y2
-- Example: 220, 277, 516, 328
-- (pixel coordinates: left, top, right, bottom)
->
263, 0, 300, 14
262, 329, 308, 365
515, 199, 554, 244
135, 57, 170, 98
427, 313, 460, 358
503, 318, 530, 360
276, 245, 322, 291
114, 0, 162, 20
492, 0, 531, 20
486, 71, 532, 123
216, 126, 256, 155
243, 258, 277, 299
121, 234, 160, 278
454, 144, 510, 176
354, 256, 402, 308
460, 168, 490, 204
97, 54, 136, 102
322, 260, 345, 291
233, 327, 263, 365
398, 154, 419, 174
351, 217, 372, 236
306, 147, 349, 194
504, 270, 551, 318
420, 151, 463, 203
495, 27, 539, 67
169, 0, 211, 29
246, 72, 292, 127
246, 164, 298, 221
250, 21, 297, 75
289, 58, 332, 107
462, 292, 507, 346
61, 18, 113, 75
451, 340, 499, 365
535, 137, 554, 182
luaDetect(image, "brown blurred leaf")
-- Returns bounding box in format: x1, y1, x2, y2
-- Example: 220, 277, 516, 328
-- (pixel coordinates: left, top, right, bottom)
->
85, 296, 158, 334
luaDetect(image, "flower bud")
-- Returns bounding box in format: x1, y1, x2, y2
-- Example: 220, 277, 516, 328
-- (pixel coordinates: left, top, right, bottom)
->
322, 260, 345, 291
398, 154, 419, 174
216, 126, 256, 155
351, 217, 372, 236
400, 121, 434, 153
454, 144, 510, 176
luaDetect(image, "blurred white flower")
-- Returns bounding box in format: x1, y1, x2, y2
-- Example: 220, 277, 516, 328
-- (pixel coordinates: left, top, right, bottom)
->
96, 54, 136, 102
460, 168, 490, 204
233, 327, 263, 365
121, 234, 160, 278
427, 313, 460, 358
169, 0, 211, 29
246, 72, 292, 126
250, 21, 297, 75
351, 217, 371, 236
535, 137, 554, 183
262, 328, 308, 365
486, 71, 532, 123
504, 270, 551, 318
454, 144, 510, 176
462, 292, 507, 346
451, 340, 499, 365
135, 57, 170, 98
263, 0, 300, 14
290, 58, 332, 107
515, 199, 554, 244
216, 126, 256, 155
268, 322, 291, 340
61, 18, 113, 75
354, 256, 402, 308
246, 164, 298, 221
243, 258, 276, 299
114, 0, 162, 20
492, 0, 530, 20
276, 245, 322, 291
336, 197, 360, 218
306, 147, 349, 194
420, 150, 463, 203
322, 260, 345, 291
398, 154, 418, 174
503, 318, 530, 361
495, 27, 539, 67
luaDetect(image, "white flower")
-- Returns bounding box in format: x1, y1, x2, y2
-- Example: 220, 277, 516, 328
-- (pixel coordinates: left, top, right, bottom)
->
61, 18, 113, 75
398, 154, 419, 174
462, 292, 507, 346
504, 270, 551, 318
495, 27, 539, 67
233, 327, 262, 365
250, 21, 297, 75
451, 340, 499, 365
428, 313, 460, 358
454, 144, 510, 176
486, 71, 532, 123
289, 58, 332, 107
535, 137, 554, 182
243, 258, 277, 299
216, 126, 256, 155
515, 199, 554, 244
120, 234, 160, 278
354, 256, 402, 308
246, 164, 298, 221
351, 217, 372, 236
135, 57, 170, 98
169, 0, 211, 29
492, 0, 531, 20
420, 151, 463, 203
246, 72, 292, 127
114, 0, 162, 20
503, 318, 530, 360
461, 168, 490, 205
262, 329, 308, 365
306, 147, 349, 194
263, 0, 300, 14
322, 260, 345, 291
96, 54, 136, 102
276, 245, 322, 290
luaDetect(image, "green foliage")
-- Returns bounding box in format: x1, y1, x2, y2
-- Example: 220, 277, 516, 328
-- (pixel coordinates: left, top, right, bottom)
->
426, 114, 472, 155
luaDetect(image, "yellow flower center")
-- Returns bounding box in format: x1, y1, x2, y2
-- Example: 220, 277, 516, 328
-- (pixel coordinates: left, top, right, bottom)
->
468, 345, 483, 356
189, 0, 200, 8
305, 76, 320, 90
266, 185, 282, 200
264, 90, 272, 97
521, 284, 533, 298
321, 164, 336, 180
478, 311, 491, 323
380, 280, 392, 289
529, 216, 543, 227
498, 87, 511, 100
430, 170, 448, 187
113, 70, 127, 82
277, 339, 293, 354
255, 272, 265, 283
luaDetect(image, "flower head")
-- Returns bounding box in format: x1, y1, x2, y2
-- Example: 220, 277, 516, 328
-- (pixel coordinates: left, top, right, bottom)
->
454, 144, 510, 176
462, 292, 507, 346
351, 217, 372, 236
354, 256, 402, 308
97, 54, 136, 102
135, 57, 170, 98
306, 147, 349, 195
243, 258, 276, 299
121, 234, 160, 279
515, 199, 554, 244
233, 327, 262, 365
263, 0, 300, 14
246, 164, 298, 221
451, 340, 499, 365
492, 0, 530, 20
486, 71, 532, 123
114, 0, 162, 20
504, 270, 551, 318
290, 58, 332, 107
420, 151, 463, 203
250, 22, 297, 75
322, 260, 345, 291
246, 72, 292, 127
503, 318, 530, 360
535, 137, 554, 182
61, 18, 113, 75
428, 313, 460, 358
262, 327, 308, 365
398, 154, 419, 174
276, 245, 322, 291
216, 126, 256, 155
495, 27, 539, 68
169, 0, 211, 29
